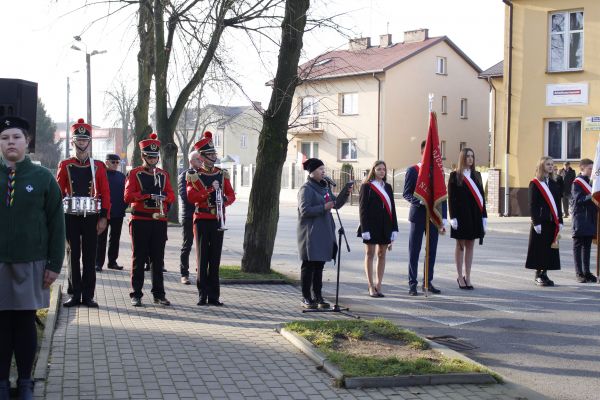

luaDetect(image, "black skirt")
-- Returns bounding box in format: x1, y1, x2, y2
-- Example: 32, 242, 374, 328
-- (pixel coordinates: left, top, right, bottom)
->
525, 221, 561, 270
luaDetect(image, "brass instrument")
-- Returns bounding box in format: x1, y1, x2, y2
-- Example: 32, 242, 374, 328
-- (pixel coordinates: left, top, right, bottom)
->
151, 169, 166, 219
215, 184, 227, 231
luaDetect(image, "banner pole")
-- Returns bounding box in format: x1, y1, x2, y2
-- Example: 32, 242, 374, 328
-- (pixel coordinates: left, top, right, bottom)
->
596, 210, 599, 279
424, 208, 430, 297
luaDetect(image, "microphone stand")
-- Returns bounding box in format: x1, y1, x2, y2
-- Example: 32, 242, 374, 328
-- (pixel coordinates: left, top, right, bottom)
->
303, 180, 359, 319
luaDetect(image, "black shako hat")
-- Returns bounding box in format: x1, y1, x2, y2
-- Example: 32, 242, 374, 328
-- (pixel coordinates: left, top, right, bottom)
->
302, 158, 324, 173
0, 116, 30, 134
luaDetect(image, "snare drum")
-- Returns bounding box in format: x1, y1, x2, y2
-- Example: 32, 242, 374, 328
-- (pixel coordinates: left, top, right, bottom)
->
62, 196, 102, 215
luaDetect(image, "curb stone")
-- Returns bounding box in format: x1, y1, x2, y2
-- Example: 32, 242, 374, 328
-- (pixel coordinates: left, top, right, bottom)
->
277, 324, 499, 388
220, 279, 288, 285
33, 283, 62, 381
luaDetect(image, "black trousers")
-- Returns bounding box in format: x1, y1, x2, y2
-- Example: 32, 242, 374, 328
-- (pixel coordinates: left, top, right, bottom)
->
573, 236, 593, 275
65, 214, 98, 301
0, 310, 36, 380
300, 261, 325, 300
96, 217, 124, 269
180, 218, 194, 277
130, 219, 167, 299
194, 219, 224, 301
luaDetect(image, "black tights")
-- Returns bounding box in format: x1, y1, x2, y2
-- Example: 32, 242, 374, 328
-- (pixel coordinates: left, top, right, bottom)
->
0, 310, 37, 380
300, 261, 325, 300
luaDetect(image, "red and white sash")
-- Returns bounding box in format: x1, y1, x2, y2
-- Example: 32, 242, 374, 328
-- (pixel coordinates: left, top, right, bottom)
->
531, 178, 559, 242
463, 173, 484, 212
574, 176, 592, 195
369, 181, 392, 219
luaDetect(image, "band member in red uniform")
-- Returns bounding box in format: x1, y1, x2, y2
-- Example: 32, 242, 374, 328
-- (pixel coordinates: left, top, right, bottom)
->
56, 118, 111, 308
186, 131, 235, 306
125, 133, 175, 307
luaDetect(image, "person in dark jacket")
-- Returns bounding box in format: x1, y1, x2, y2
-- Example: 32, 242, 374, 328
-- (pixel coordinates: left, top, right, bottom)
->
448, 148, 487, 290
358, 160, 398, 297
526, 156, 563, 286
0, 116, 65, 400
560, 161, 576, 217
297, 158, 352, 309
178, 151, 201, 285
570, 158, 597, 283
96, 154, 126, 272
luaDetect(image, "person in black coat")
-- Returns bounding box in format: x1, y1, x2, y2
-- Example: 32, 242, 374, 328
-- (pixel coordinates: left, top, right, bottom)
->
570, 158, 597, 283
525, 156, 563, 286
96, 154, 126, 272
178, 151, 202, 285
448, 148, 487, 290
561, 161, 576, 217
358, 161, 398, 297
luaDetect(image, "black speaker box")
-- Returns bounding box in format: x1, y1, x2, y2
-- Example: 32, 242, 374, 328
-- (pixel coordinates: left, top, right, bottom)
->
0, 78, 38, 152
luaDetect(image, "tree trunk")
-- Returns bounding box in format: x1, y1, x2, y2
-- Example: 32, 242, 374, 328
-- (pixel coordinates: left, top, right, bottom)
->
132, 0, 154, 167
241, 0, 310, 273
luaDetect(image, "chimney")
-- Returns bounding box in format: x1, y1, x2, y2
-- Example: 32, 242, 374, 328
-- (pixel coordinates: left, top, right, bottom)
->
349, 37, 371, 51
379, 34, 392, 47
403, 28, 429, 43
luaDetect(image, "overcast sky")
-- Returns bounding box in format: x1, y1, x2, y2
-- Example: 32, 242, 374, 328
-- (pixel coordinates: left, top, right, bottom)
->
2, 0, 505, 128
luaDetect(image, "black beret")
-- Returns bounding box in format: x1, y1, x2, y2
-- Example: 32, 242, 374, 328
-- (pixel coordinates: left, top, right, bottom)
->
0, 116, 30, 134
302, 158, 324, 173
105, 153, 120, 161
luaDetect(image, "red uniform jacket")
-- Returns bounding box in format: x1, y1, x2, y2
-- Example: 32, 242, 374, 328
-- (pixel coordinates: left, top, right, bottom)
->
124, 166, 175, 222
56, 157, 111, 218
186, 167, 235, 222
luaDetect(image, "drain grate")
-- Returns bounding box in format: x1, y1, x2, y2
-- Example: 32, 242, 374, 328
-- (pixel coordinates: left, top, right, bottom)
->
426, 335, 478, 351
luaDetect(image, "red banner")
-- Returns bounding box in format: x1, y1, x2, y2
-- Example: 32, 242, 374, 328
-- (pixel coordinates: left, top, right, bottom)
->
414, 112, 447, 228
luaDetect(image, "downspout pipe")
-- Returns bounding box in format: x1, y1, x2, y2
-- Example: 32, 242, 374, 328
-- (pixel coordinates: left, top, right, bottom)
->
372, 72, 382, 161
502, 0, 513, 217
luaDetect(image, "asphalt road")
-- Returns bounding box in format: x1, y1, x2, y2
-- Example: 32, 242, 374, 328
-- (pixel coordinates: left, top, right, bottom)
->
205, 200, 600, 400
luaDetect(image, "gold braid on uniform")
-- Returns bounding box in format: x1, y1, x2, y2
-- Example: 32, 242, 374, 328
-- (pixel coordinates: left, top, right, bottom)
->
223, 169, 230, 180
186, 169, 199, 183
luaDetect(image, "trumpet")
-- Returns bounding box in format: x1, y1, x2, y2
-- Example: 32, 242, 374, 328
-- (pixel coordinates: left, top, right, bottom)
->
151, 194, 166, 220
215, 185, 227, 231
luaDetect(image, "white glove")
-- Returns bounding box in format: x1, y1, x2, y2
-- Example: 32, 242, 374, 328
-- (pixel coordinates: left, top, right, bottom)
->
559, 223, 564, 232
390, 231, 398, 241
450, 218, 458, 230
534, 225, 542, 234
483, 218, 487, 233
419, 200, 425, 205
361, 232, 371, 241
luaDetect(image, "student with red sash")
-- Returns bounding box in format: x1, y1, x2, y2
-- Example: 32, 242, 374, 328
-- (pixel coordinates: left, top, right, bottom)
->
570, 158, 597, 283
357, 160, 398, 297
448, 148, 486, 290
526, 156, 563, 286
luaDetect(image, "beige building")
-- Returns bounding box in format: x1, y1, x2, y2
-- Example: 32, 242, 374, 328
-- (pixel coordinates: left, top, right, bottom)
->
490, 0, 598, 215
288, 29, 490, 179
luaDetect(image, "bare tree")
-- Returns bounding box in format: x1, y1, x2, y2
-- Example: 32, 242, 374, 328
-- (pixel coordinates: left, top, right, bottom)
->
105, 80, 136, 159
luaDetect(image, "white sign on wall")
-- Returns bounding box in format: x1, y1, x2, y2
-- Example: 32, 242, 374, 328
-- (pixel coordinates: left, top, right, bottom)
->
546, 82, 589, 106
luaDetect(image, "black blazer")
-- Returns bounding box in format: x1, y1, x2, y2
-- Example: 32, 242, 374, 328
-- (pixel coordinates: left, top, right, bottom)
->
529, 178, 563, 226
571, 175, 597, 237
358, 181, 398, 240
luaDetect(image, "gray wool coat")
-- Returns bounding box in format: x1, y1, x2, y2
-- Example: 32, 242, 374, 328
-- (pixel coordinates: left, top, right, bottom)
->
297, 178, 344, 262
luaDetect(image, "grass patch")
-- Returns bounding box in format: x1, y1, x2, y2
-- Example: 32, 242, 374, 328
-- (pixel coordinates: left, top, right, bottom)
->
220, 265, 291, 282
285, 319, 500, 380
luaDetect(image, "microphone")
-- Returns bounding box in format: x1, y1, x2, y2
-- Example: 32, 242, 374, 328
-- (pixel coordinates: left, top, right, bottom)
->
323, 176, 337, 187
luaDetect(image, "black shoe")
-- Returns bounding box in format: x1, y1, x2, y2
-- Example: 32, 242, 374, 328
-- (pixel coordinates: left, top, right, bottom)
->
197, 297, 207, 306
208, 299, 223, 306
584, 272, 598, 283
63, 297, 81, 307
154, 297, 171, 306
302, 298, 317, 309
421, 284, 441, 294
576, 273, 587, 283
316, 297, 330, 309
541, 271, 555, 286
408, 287, 418, 296
107, 264, 124, 270
535, 277, 549, 286
17, 378, 34, 400
95, 265, 102, 272
131, 297, 142, 307
82, 299, 99, 308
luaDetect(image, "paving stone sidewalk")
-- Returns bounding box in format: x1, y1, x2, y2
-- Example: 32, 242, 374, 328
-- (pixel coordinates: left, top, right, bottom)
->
37, 268, 528, 399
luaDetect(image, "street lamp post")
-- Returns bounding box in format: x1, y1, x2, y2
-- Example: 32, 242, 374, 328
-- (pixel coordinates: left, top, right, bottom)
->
71, 38, 107, 129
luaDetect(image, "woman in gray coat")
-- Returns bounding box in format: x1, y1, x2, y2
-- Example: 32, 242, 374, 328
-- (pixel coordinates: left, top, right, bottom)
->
297, 158, 351, 309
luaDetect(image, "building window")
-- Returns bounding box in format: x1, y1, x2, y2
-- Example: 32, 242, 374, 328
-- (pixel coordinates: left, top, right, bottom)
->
299, 96, 318, 116
440, 140, 446, 160
300, 141, 319, 159
441, 96, 447, 114
436, 57, 447, 75
459, 142, 467, 151
240, 134, 247, 149
549, 10, 584, 72
340, 139, 358, 161
214, 129, 223, 147
460, 98, 468, 119
546, 119, 581, 160
340, 93, 358, 115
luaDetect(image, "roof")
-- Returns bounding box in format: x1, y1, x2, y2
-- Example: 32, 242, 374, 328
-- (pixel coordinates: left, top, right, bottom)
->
479, 61, 504, 78
297, 36, 482, 82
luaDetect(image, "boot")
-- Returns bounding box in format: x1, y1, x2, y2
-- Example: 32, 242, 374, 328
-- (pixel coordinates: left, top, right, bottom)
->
584, 270, 597, 283
315, 296, 330, 309
534, 270, 547, 286
541, 270, 554, 286
17, 378, 34, 400
0, 380, 10, 400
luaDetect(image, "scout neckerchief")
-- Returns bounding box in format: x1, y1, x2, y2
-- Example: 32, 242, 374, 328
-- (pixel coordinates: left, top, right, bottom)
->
573, 176, 592, 195
6, 167, 15, 207
369, 180, 392, 219
462, 170, 484, 212
531, 177, 559, 243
